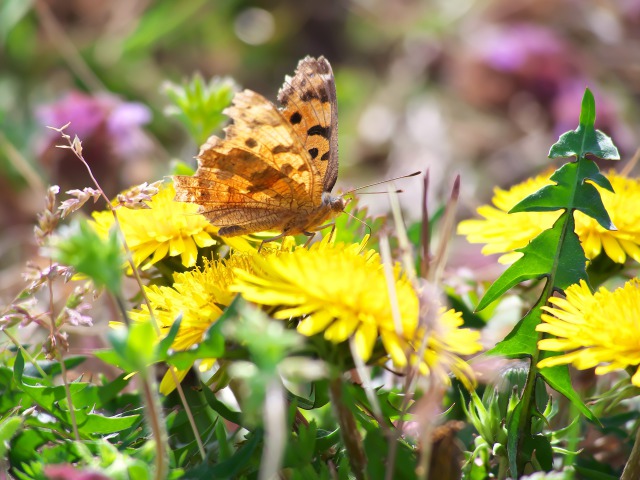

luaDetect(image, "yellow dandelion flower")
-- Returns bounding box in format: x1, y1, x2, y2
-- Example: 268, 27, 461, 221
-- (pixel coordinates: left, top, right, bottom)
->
574, 172, 640, 263
232, 236, 482, 383
232, 237, 419, 367
413, 306, 482, 389
130, 254, 253, 393
92, 182, 218, 268
458, 170, 640, 264
537, 279, 640, 386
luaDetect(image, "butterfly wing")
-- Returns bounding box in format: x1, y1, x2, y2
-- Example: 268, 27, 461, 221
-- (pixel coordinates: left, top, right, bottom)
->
278, 56, 339, 193
174, 89, 324, 234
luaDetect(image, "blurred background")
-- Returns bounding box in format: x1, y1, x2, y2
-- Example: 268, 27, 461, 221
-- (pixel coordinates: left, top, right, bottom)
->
1, 0, 640, 298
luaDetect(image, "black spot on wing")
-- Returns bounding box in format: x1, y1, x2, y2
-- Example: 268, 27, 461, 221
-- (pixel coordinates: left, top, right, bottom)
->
320, 151, 330, 161
307, 125, 330, 139
245, 138, 257, 148
308, 148, 319, 159
300, 90, 318, 102
289, 112, 302, 124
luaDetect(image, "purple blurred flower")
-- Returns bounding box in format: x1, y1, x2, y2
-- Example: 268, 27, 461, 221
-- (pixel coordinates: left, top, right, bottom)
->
36, 91, 153, 196
36, 91, 152, 158
478, 23, 566, 72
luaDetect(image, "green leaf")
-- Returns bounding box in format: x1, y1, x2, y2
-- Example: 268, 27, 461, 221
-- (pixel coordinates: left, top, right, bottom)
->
184, 429, 263, 479
22, 356, 86, 379
201, 383, 242, 426
487, 302, 544, 358
163, 74, 237, 146
156, 314, 182, 360
539, 364, 599, 424
0, 0, 33, 43
476, 215, 587, 311
164, 319, 225, 371
0, 417, 23, 459
14, 352, 140, 434
510, 160, 614, 230
548, 89, 620, 161
107, 320, 156, 374
526, 434, 553, 471
51, 219, 124, 294
506, 399, 524, 476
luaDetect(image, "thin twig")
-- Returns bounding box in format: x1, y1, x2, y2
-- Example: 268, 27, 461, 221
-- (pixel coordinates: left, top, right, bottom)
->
0, 131, 45, 193
34, 0, 106, 92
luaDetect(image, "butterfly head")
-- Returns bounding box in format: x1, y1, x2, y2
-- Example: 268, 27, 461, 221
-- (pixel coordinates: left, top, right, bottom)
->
322, 191, 348, 214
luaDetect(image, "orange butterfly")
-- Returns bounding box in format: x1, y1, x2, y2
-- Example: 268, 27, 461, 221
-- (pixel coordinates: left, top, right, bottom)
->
173, 56, 345, 246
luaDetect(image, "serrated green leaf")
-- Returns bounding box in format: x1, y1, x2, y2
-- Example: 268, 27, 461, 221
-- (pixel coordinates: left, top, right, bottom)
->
14, 352, 141, 435
486, 302, 543, 358
510, 160, 614, 230
539, 363, 599, 424
548, 89, 620, 161
476, 215, 587, 311
74, 411, 140, 435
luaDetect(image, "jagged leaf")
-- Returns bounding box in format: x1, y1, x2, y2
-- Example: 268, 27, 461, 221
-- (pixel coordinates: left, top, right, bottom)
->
548, 89, 620, 161
510, 160, 614, 230
476, 215, 587, 311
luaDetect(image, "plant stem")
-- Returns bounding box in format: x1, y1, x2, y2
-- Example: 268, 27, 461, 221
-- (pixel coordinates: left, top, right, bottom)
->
329, 375, 367, 480
621, 421, 640, 480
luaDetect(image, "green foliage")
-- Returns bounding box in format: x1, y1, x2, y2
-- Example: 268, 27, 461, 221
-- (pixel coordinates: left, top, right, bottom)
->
163, 74, 238, 147
50, 218, 124, 294
474, 88, 620, 476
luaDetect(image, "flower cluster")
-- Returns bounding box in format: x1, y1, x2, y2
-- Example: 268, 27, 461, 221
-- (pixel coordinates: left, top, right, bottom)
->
458, 170, 640, 264
87, 178, 483, 393
231, 236, 482, 386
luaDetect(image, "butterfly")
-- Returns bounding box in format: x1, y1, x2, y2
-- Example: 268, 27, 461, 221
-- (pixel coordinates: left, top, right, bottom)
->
173, 56, 345, 246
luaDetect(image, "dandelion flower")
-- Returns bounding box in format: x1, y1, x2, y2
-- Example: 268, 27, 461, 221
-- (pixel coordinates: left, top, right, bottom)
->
458, 170, 640, 264
92, 182, 218, 268
414, 305, 482, 389
537, 279, 640, 386
232, 236, 482, 381
130, 254, 253, 393
574, 172, 640, 263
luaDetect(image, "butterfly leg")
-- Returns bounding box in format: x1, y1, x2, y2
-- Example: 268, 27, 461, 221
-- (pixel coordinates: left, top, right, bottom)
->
312, 222, 337, 243
302, 232, 317, 248
258, 232, 288, 253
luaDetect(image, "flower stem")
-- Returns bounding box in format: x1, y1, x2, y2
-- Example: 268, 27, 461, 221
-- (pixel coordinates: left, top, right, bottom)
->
621, 421, 640, 480
329, 375, 367, 480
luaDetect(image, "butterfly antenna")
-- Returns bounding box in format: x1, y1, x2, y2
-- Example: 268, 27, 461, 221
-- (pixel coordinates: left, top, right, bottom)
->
354, 189, 403, 195
342, 171, 421, 196
344, 210, 372, 238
